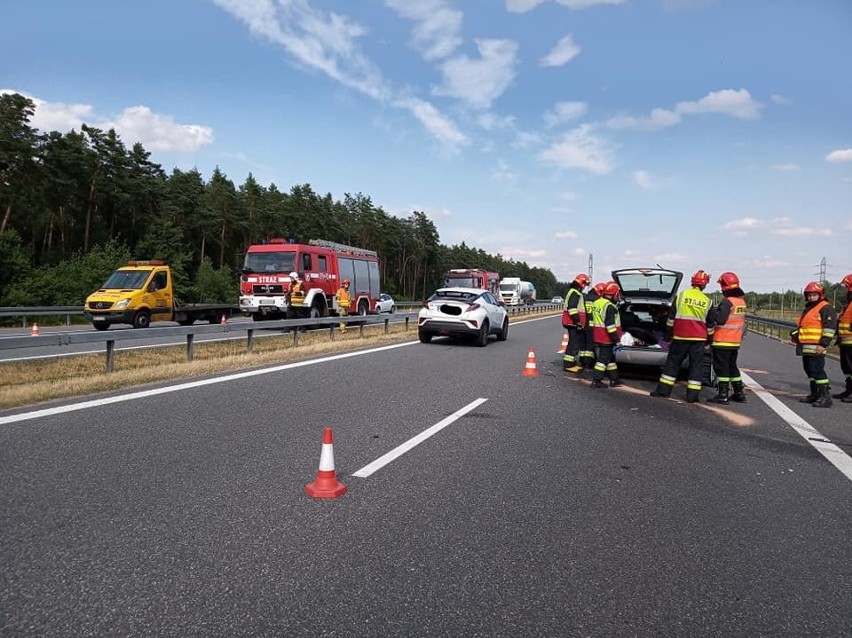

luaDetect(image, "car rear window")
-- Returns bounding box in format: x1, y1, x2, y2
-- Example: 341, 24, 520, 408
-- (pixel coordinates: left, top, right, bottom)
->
616, 272, 679, 294
430, 290, 479, 303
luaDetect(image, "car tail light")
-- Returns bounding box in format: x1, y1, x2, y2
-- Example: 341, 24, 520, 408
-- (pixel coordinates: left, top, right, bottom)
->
466, 303, 480, 312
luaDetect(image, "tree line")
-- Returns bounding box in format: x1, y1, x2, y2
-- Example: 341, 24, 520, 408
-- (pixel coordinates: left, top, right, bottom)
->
0, 92, 558, 307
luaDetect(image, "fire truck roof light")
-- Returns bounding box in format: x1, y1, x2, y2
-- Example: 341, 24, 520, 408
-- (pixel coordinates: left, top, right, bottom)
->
126, 260, 166, 266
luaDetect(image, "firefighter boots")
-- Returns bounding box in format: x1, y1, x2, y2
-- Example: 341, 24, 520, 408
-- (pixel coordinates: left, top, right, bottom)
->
649, 384, 671, 398
832, 378, 852, 400
590, 379, 608, 389
686, 388, 701, 403
812, 385, 833, 408
799, 381, 818, 404
730, 381, 747, 403
564, 364, 583, 374
708, 382, 730, 405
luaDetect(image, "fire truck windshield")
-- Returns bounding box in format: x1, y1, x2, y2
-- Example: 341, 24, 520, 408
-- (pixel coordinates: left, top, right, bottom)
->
445, 276, 480, 288
243, 252, 296, 273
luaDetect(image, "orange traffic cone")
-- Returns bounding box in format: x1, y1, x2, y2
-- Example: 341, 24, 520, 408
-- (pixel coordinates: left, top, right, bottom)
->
30, 322, 40, 336
522, 346, 539, 377
558, 331, 569, 353
220, 313, 227, 325
304, 427, 347, 498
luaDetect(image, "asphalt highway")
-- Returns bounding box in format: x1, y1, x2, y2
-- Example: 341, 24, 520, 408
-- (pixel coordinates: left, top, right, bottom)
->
1, 316, 850, 636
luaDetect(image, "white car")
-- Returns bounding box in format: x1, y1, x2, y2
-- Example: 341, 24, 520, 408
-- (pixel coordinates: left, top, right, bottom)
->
551, 296, 563, 304
375, 293, 395, 314
418, 287, 509, 346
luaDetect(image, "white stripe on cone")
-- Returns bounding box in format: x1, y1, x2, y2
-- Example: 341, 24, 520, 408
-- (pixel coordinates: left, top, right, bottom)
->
318, 443, 335, 472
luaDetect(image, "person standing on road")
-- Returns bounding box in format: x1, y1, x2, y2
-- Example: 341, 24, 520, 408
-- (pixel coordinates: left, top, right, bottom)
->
791, 281, 837, 408
708, 272, 748, 405
580, 282, 603, 370
336, 278, 351, 333
590, 282, 624, 389
650, 270, 715, 403
562, 273, 591, 373
833, 273, 852, 403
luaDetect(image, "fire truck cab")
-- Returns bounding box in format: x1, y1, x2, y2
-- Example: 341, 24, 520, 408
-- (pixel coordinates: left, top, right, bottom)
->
239, 239, 380, 321
443, 269, 500, 295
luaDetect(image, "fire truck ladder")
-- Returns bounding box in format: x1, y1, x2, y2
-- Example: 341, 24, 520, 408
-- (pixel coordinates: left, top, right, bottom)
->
309, 239, 378, 257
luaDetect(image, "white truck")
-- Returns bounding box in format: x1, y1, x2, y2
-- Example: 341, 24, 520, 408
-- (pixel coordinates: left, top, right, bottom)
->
498, 277, 536, 306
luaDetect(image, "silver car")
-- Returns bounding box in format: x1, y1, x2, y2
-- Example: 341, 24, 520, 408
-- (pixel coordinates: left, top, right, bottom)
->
375, 293, 395, 314
418, 287, 509, 346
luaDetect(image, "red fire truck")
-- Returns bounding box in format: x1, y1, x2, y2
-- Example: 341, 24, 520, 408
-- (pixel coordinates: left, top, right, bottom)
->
239, 238, 380, 320
442, 269, 500, 295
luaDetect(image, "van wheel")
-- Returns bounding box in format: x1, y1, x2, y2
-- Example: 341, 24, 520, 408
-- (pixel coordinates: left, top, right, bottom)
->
93, 323, 110, 331
132, 310, 151, 329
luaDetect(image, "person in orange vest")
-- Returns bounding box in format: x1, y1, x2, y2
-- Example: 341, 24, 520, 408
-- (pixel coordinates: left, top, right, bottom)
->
708, 272, 748, 404
650, 270, 715, 403
590, 281, 624, 388
831, 273, 852, 403
288, 271, 307, 306
335, 278, 351, 332
790, 281, 837, 408
562, 273, 591, 373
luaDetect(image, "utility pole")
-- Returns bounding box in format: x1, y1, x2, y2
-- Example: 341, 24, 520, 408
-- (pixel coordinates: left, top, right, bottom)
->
818, 256, 827, 285
588, 254, 594, 284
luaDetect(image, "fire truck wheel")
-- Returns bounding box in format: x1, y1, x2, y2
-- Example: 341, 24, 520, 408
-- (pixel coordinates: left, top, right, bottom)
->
357, 301, 369, 317
309, 306, 321, 319
132, 310, 151, 329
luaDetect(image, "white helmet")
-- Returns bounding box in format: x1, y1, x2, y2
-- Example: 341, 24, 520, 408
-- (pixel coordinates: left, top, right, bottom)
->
289, 271, 299, 279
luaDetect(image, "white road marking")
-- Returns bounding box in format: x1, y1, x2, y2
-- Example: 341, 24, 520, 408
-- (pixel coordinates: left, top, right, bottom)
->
742, 372, 852, 484
352, 398, 488, 478
0, 341, 420, 425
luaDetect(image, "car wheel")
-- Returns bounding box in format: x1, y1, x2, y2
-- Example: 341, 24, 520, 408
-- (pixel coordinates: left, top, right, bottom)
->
475, 321, 489, 347
390, 305, 395, 314
497, 316, 508, 341
418, 330, 432, 344
93, 322, 110, 331
132, 310, 151, 329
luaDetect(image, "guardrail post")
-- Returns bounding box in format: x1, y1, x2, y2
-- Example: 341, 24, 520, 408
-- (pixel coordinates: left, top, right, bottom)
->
186, 334, 195, 361
359, 322, 365, 337
384, 318, 389, 334
247, 329, 254, 353
105, 340, 115, 373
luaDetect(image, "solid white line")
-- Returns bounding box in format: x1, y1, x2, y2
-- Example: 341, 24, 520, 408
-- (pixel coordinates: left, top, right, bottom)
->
742, 372, 852, 484
0, 341, 420, 425
352, 397, 488, 478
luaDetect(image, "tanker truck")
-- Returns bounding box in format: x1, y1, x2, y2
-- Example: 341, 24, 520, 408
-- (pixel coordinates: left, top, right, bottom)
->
498, 277, 536, 306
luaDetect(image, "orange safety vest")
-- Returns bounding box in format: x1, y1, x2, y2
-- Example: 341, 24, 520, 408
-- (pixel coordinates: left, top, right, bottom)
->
713, 296, 747, 348
670, 287, 711, 341
838, 301, 852, 346
797, 300, 831, 353
336, 287, 351, 311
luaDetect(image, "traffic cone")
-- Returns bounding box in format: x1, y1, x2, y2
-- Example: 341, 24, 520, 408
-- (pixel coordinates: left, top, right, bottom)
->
220, 313, 227, 325
30, 322, 40, 336
522, 347, 539, 377
304, 427, 347, 498
558, 331, 569, 353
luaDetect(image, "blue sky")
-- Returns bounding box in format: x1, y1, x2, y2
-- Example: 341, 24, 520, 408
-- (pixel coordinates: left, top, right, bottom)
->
2, 0, 850, 292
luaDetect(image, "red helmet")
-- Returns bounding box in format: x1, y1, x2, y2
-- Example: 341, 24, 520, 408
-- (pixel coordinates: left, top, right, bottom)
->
593, 282, 607, 295
717, 271, 740, 291
691, 270, 710, 288
803, 281, 824, 298
573, 273, 591, 288
342, 279, 350, 285
841, 273, 852, 291
602, 281, 620, 299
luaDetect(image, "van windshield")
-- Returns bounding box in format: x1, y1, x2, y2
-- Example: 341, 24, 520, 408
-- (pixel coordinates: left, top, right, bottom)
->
102, 270, 151, 290
243, 251, 296, 273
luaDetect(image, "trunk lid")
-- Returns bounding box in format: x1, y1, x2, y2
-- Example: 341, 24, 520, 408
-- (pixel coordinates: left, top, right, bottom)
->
611, 268, 682, 302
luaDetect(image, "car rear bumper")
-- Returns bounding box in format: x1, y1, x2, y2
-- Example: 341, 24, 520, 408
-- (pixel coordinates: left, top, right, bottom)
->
614, 346, 668, 367
419, 320, 478, 336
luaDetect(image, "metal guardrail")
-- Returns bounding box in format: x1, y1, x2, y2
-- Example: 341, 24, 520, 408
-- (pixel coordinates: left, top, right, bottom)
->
746, 313, 795, 342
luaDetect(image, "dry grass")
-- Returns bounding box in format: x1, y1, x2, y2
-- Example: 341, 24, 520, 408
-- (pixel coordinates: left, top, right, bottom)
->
1, 311, 559, 410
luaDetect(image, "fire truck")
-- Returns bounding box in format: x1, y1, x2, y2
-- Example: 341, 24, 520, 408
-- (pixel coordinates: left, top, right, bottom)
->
239, 238, 381, 320
442, 269, 500, 294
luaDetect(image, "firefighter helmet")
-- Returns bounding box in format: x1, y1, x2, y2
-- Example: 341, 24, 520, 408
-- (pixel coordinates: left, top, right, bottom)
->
841, 273, 852, 291
289, 271, 299, 279
691, 270, 710, 288
593, 282, 607, 295
602, 281, 620, 299
717, 271, 740, 292
573, 273, 591, 288
803, 281, 824, 298
342, 279, 350, 285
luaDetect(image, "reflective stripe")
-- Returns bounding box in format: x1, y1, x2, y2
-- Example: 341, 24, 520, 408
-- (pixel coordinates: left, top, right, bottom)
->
563, 288, 586, 326
672, 288, 711, 340
797, 300, 830, 344
838, 302, 852, 345
713, 296, 746, 347
591, 297, 622, 344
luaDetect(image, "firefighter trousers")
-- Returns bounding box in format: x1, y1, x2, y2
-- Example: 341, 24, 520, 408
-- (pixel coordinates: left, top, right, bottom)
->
659, 340, 705, 392
562, 326, 586, 368
711, 346, 741, 383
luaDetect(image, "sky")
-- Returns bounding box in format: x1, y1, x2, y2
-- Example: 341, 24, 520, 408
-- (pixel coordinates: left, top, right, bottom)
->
1, 0, 850, 293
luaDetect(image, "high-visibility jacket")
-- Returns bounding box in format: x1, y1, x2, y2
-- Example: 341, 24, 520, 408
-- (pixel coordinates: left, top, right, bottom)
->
668, 287, 713, 341
591, 297, 622, 344
712, 296, 747, 348
795, 299, 836, 354
290, 281, 306, 306
562, 287, 586, 328
838, 297, 852, 346
336, 287, 351, 311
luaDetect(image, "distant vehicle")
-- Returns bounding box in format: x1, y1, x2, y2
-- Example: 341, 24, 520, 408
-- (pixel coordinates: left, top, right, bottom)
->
551, 296, 564, 304
418, 287, 509, 346
612, 267, 711, 384
498, 277, 536, 306
84, 261, 236, 330
375, 293, 395, 314
443, 268, 500, 295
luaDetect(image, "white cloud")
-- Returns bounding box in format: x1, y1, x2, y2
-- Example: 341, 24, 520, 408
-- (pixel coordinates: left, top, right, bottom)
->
544, 101, 587, 127
490, 159, 516, 183
654, 252, 689, 264
507, 0, 625, 11
771, 94, 790, 105
633, 170, 656, 190
771, 163, 800, 172
723, 217, 763, 236
3, 89, 213, 152
435, 39, 518, 109
770, 226, 833, 238
554, 231, 579, 239
477, 112, 516, 130
559, 190, 578, 201
605, 88, 762, 131
538, 124, 616, 174
385, 0, 462, 61
396, 96, 469, 148
826, 149, 852, 162
540, 35, 581, 67
746, 256, 789, 269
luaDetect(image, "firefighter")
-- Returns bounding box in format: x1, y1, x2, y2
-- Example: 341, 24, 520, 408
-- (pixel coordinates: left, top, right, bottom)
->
833, 273, 852, 403
791, 282, 838, 407
562, 273, 591, 373
580, 282, 603, 370
336, 278, 351, 332
288, 271, 306, 306
590, 281, 624, 389
650, 270, 715, 403
708, 272, 748, 404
